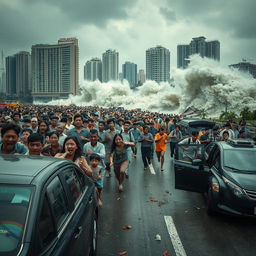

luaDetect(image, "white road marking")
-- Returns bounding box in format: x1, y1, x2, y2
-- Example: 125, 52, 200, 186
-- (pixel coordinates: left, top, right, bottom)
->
148, 163, 156, 175
164, 216, 187, 256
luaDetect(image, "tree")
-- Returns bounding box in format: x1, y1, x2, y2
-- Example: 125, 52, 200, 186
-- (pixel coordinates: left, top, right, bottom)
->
252, 110, 256, 120
219, 111, 237, 121
240, 107, 252, 120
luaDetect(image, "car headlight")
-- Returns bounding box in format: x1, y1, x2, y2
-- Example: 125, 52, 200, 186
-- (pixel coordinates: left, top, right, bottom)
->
223, 176, 244, 198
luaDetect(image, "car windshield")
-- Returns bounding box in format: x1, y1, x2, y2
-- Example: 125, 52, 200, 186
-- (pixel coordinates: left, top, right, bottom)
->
0, 185, 33, 256
224, 149, 256, 172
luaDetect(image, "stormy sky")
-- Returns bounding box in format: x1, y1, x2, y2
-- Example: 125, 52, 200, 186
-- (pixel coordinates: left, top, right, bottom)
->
1, 0, 255, 81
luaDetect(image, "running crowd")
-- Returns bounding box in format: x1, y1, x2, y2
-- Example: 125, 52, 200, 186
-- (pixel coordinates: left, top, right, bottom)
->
0, 105, 252, 205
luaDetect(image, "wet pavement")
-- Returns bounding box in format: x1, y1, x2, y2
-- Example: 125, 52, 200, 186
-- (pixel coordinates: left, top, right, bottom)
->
97, 147, 256, 256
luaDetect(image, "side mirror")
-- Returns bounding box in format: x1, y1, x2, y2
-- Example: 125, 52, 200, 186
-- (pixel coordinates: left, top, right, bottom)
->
192, 159, 203, 166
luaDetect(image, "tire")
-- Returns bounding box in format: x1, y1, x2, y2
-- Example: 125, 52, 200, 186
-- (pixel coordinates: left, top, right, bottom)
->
89, 213, 98, 256
207, 187, 217, 216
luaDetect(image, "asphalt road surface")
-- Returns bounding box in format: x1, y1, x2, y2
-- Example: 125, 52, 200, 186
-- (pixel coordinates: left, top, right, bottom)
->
96, 147, 256, 256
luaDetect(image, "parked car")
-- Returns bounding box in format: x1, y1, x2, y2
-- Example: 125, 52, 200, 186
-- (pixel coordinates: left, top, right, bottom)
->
177, 118, 216, 136
174, 139, 256, 216
0, 155, 98, 256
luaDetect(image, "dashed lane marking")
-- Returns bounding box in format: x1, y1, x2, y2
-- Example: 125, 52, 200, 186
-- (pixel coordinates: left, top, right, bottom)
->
148, 163, 156, 175
164, 216, 187, 256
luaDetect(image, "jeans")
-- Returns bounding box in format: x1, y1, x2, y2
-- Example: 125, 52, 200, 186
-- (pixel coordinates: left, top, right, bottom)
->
141, 147, 152, 168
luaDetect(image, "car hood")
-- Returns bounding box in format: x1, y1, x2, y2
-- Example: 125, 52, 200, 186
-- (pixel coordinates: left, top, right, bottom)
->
225, 171, 256, 190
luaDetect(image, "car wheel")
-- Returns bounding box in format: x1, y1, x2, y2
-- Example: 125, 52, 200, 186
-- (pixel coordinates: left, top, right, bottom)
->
207, 187, 216, 216
89, 213, 97, 256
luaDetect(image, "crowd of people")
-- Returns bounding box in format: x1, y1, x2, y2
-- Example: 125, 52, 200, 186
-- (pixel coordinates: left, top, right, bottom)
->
0, 104, 253, 205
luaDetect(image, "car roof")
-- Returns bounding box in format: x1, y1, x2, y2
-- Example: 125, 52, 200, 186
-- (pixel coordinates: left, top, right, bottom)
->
179, 119, 216, 127
217, 141, 256, 151
0, 155, 68, 185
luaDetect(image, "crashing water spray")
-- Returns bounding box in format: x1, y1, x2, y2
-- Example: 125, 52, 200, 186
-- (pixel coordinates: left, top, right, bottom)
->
48, 55, 256, 116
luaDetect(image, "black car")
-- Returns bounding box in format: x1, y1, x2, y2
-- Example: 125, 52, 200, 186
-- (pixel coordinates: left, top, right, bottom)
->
178, 118, 216, 136
0, 155, 98, 256
174, 139, 256, 216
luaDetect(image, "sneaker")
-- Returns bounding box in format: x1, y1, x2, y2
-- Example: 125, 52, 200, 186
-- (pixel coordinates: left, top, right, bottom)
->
125, 173, 129, 179
161, 169, 164, 172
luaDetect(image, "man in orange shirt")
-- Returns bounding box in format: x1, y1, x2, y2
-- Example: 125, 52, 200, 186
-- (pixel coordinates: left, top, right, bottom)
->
154, 127, 169, 171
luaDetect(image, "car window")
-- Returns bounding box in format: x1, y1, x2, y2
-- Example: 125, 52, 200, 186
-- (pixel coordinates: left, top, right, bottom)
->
0, 185, 32, 255
38, 196, 56, 250
224, 149, 256, 171
63, 168, 83, 204
46, 176, 69, 231
75, 167, 88, 191
176, 144, 204, 163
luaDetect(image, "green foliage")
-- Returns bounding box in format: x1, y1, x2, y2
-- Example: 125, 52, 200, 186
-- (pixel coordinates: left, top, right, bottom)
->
219, 111, 238, 121
240, 107, 253, 120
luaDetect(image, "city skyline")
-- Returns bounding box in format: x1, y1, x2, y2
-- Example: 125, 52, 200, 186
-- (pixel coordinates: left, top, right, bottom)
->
0, 0, 255, 83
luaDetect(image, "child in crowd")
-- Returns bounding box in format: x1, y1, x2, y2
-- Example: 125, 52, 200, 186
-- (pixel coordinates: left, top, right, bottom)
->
89, 153, 103, 207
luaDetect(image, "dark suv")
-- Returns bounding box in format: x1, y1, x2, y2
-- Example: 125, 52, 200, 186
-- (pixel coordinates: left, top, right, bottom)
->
174, 139, 256, 216
178, 118, 216, 136
0, 155, 97, 256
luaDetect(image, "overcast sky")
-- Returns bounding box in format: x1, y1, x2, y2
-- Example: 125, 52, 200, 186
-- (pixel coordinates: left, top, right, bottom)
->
1, 0, 256, 80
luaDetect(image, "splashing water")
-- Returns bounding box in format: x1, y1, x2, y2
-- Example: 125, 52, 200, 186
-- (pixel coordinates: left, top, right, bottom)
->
48, 55, 256, 117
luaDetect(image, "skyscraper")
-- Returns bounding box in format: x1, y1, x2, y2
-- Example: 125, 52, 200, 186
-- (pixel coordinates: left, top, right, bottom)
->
15, 51, 31, 99
0, 50, 6, 94
5, 56, 16, 96
146, 46, 170, 83
31, 38, 79, 102
206, 40, 220, 61
84, 58, 102, 82
102, 49, 119, 82
138, 69, 145, 86
122, 61, 137, 88
177, 36, 220, 68
177, 45, 190, 69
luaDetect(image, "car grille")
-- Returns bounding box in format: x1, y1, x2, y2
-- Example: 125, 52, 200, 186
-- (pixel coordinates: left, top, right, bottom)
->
244, 189, 256, 200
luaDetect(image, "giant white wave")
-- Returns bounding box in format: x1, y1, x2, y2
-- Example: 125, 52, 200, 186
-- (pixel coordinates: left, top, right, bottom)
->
48, 55, 256, 117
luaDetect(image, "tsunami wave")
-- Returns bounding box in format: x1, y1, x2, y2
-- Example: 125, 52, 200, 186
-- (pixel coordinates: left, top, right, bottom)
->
47, 55, 256, 117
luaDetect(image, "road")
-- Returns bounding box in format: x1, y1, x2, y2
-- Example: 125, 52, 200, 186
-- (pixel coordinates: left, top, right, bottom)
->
96, 147, 256, 256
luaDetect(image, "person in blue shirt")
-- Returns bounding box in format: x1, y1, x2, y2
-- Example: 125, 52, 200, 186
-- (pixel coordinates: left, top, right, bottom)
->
0, 123, 28, 155
130, 122, 141, 158
67, 114, 90, 147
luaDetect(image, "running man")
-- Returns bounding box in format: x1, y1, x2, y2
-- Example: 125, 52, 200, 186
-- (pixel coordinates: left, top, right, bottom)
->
154, 127, 168, 171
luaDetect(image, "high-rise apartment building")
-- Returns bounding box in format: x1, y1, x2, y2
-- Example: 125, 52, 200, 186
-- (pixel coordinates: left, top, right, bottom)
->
0, 50, 6, 94
32, 38, 79, 102
15, 51, 31, 99
177, 45, 190, 70
177, 36, 220, 68
229, 61, 256, 78
138, 69, 145, 86
84, 58, 102, 82
5, 56, 16, 95
122, 61, 137, 88
102, 49, 119, 82
146, 46, 170, 83
206, 40, 220, 61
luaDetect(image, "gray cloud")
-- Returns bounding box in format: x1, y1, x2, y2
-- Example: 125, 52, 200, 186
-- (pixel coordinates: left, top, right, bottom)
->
22, 0, 136, 26
160, 7, 176, 24
165, 0, 256, 38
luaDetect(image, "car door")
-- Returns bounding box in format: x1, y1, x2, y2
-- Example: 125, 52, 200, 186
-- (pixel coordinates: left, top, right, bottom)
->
174, 144, 209, 193
60, 166, 96, 256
